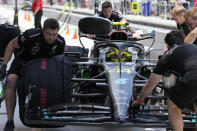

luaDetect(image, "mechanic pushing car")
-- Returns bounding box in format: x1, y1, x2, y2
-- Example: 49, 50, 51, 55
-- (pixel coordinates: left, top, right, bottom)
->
132, 30, 197, 131
0, 18, 65, 131
89, 1, 141, 39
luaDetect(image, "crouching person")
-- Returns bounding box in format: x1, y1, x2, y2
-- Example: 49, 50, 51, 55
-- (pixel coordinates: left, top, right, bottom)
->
0, 18, 65, 131
132, 30, 197, 131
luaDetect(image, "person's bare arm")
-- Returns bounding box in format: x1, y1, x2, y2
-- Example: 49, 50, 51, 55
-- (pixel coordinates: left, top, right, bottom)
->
120, 18, 141, 39
138, 73, 163, 101
33, 0, 41, 16
33, 6, 40, 16
120, 18, 133, 32
184, 27, 197, 44
3, 37, 20, 65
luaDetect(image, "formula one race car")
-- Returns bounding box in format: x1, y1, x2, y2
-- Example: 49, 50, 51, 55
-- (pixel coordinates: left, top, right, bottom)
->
13, 17, 195, 130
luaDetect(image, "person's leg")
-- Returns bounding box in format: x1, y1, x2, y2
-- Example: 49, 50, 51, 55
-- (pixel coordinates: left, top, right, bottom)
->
3, 74, 19, 131
193, 102, 197, 131
35, 10, 40, 28
35, 10, 42, 28
167, 97, 183, 131
4, 74, 19, 120
3, 58, 23, 131
38, 10, 43, 28
34, 14, 37, 28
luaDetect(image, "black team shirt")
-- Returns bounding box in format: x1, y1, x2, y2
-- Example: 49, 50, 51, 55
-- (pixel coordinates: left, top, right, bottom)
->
16, 28, 65, 60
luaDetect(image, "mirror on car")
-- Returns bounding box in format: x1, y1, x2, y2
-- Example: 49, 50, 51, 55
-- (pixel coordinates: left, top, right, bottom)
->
78, 16, 112, 35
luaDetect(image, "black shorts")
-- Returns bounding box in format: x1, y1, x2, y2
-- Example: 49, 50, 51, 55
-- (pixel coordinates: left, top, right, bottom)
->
169, 80, 197, 110
8, 58, 28, 76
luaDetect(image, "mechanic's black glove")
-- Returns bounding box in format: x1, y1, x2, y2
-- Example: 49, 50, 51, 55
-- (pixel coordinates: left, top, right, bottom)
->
132, 100, 141, 109
132, 98, 144, 111
0, 64, 7, 80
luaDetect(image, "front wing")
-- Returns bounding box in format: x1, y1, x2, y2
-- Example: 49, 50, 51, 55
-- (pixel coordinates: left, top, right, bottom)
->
22, 104, 196, 128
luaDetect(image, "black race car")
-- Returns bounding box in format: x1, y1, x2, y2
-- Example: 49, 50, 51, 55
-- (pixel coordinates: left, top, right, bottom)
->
9, 16, 195, 130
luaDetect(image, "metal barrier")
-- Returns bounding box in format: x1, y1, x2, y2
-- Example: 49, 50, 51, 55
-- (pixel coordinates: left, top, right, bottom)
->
158, 1, 167, 19
180, 1, 190, 9
0, 0, 192, 20
158, 1, 178, 20
0, 0, 23, 5
168, 2, 177, 19
44, 0, 192, 20
151, 1, 159, 16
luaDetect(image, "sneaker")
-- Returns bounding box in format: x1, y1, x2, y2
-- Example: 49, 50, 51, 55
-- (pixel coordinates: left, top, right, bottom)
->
3, 120, 15, 131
